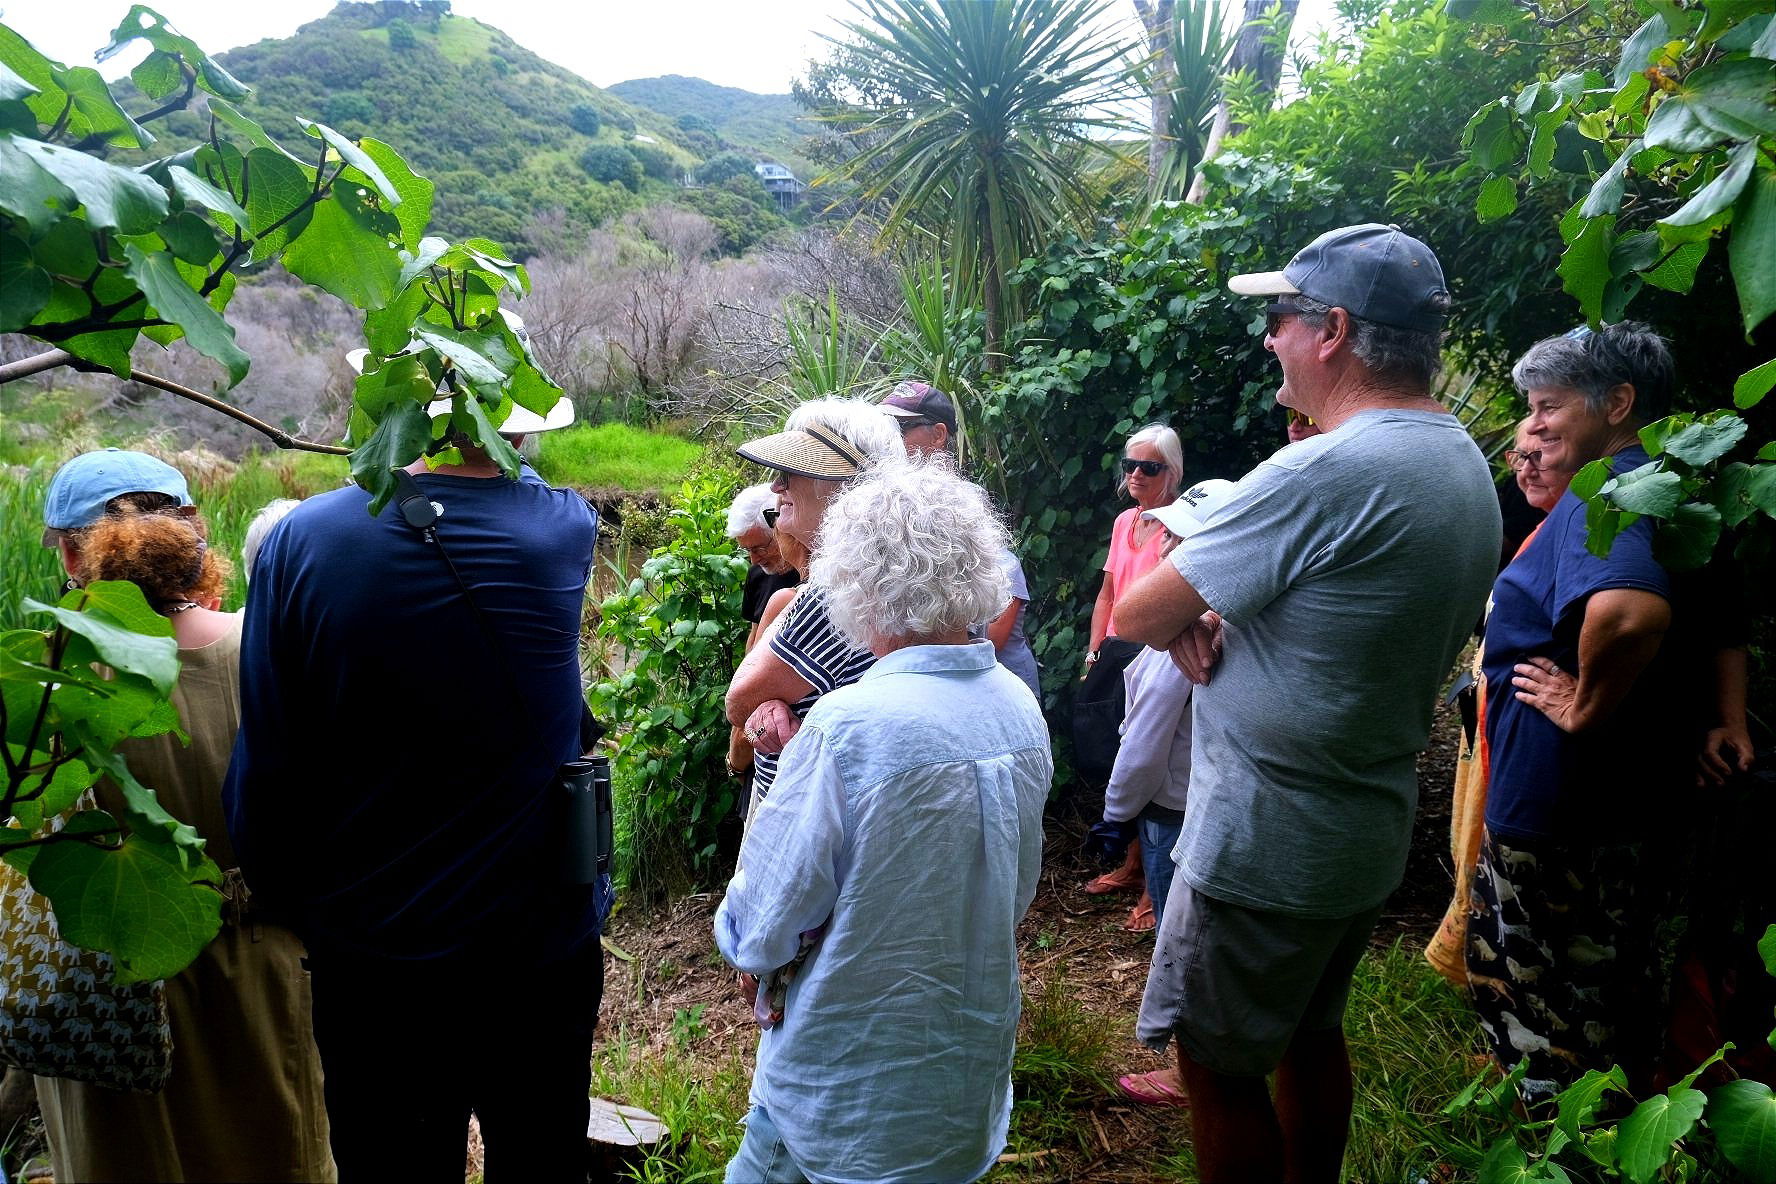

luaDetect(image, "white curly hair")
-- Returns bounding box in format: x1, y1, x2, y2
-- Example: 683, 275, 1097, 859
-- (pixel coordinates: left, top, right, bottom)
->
783, 397, 903, 470
725, 483, 777, 539
812, 459, 1012, 650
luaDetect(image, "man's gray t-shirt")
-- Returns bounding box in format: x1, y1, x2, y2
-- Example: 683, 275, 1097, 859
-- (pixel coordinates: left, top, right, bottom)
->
1172, 409, 1500, 918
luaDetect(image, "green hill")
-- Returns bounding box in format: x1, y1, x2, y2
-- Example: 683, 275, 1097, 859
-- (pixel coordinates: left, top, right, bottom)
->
608, 75, 817, 177
153, 1, 702, 256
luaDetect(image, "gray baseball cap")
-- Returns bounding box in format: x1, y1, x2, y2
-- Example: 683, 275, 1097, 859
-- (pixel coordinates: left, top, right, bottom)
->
1229, 223, 1449, 332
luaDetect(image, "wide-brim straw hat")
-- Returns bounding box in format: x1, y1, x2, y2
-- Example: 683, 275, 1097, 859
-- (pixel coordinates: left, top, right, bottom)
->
735, 423, 870, 481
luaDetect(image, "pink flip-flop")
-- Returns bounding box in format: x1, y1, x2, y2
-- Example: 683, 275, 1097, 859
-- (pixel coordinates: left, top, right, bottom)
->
1117, 1069, 1189, 1107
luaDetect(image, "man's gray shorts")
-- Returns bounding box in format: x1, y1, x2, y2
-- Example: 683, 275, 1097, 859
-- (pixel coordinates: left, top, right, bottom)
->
1136, 879, 1382, 1077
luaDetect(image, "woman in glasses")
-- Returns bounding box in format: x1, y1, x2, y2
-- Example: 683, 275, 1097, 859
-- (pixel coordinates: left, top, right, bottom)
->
1080, 422, 1184, 931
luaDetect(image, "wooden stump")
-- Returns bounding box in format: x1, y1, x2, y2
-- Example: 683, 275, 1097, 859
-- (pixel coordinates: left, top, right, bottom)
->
586, 1097, 669, 1179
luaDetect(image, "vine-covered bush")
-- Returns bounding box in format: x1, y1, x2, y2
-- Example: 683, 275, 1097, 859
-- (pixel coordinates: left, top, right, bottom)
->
589, 475, 748, 896
981, 156, 1355, 721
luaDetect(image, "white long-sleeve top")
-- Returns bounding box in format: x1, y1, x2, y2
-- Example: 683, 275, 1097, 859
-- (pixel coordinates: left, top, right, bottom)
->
1102, 646, 1194, 822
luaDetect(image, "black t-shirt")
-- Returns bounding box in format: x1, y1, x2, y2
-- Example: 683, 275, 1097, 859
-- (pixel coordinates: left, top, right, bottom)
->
742, 564, 801, 624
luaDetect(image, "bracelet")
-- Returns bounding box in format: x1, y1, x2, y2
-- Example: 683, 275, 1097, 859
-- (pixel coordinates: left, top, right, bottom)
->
1085, 650, 1100, 664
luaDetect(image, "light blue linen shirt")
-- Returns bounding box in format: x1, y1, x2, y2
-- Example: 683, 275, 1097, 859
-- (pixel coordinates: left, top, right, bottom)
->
715, 639, 1053, 1184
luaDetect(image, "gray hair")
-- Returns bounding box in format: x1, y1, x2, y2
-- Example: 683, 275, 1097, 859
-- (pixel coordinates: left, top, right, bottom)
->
1293, 295, 1449, 388
784, 397, 904, 471
725, 483, 777, 539
1511, 321, 1673, 422
1119, 423, 1184, 499
241, 498, 299, 583
813, 460, 1012, 649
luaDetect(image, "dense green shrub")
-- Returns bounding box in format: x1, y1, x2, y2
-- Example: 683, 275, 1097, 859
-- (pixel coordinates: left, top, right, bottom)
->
982, 156, 1353, 718
581, 143, 644, 191
589, 475, 748, 896
630, 141, 677, 182
674, 187, 786, 256
697, 150, 757, 187
569, 102, 601, 138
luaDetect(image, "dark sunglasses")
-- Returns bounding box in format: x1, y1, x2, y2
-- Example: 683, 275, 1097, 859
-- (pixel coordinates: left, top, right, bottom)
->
1120, 458, 1166, 477
1287, 409, 1315, 427
1266, 301, 1299, 338
762, 507, 780, 527
896, 417, 934, 434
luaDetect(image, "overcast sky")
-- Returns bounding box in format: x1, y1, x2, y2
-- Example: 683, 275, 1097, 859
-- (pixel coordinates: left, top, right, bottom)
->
2, 1, 1335, 96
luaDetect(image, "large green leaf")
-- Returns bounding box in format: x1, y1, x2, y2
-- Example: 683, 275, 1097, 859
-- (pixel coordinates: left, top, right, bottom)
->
1608, 463, 1686, 517
1653, 501, 1722, 570
1615, 1088, 1707, 1182
0, 232, 51, 331
98, 5, 249, 100
1732, 164, 1776, 334
0, 134, 72, 232
294, 117, 400, 205
28, 825, 221, 983
1714, 462, 1776, 527
1735, 355, 1776, 408
280, 185, 400, 310
461, 388, 526, 476
129, 50, 181, 100
1558, 209, 1614, 324
122, 243, 251, 385
1709, 1080, 1776, 1184
0, 58, 37, 101
359, 138, 433, 251
1646, 58, 1776, 151
1614, 15, 1671, 88
1551, 1066, 1630, 1154
1478, 174, 1519, 222
165, 163, 247, 226
86, 748, 207, 863
9, 137, 167, 233
1662, 139, 1760, 228
1579, 143, 1635, 218
22, 582, 177, 696
350, 354, 437, 419
1662, 416, 1749, 465
412, 324, 518, 384
241, 145, 315, 263
348, 400, 434, 516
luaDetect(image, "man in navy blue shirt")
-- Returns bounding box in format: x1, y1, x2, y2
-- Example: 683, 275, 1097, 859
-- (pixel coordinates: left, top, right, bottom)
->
225, 393, 603, 1181
1471, 322, 1714, 1105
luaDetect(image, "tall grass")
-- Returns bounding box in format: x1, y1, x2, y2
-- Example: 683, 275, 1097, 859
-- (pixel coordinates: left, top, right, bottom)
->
532, 423, 701, 491
0, 460, 72, 630
589, 1026, 752, 1182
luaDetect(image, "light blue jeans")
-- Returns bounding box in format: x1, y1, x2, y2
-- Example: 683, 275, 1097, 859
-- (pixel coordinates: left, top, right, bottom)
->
725, 1105, 811, 1184
1138, 807, 1186, 919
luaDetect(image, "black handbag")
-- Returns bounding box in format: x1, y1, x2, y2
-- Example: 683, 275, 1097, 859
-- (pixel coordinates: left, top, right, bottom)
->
1069, 637, 1144, 785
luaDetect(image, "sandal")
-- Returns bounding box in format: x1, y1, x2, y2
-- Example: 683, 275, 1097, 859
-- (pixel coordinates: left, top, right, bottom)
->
1117, 1069, 1189, 1107
1123, 897, 1156, 932
1084, 866, 1143, 895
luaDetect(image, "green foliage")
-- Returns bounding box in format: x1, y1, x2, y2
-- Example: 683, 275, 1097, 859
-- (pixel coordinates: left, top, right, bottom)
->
1, 581, 224, 982
588, 1026, 753, 1181
629, 141, 676, 182
1008, 976, 1115, 1152
568, 102, 602, 138
581, 143, 643, 191
983, 155, 1347, 713
589, 476, 747, 896
696, 150, 757, 187
609, 76, 818, 177
385, 18, 417, 53
529, 422, 702, 491
1456, 1, 1776, 572
1129, 0, 1238, 201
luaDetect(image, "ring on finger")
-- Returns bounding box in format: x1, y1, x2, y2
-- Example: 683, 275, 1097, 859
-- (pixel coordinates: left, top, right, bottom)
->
1549, 663, 1561, 675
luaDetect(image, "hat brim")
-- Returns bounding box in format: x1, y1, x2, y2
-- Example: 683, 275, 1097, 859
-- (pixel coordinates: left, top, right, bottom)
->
1227, 270, 1300, 297
1141, 503, 1203, 539
735, 429, 860, 481
425, 396, 575, 434
878, 404, 924, 419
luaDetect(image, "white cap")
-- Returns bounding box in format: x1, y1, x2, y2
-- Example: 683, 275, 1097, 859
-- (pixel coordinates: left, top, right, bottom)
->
1141, 478, 1236, 539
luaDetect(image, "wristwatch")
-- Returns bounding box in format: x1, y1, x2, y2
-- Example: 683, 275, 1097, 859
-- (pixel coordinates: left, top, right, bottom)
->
1084, 650, 1100, 664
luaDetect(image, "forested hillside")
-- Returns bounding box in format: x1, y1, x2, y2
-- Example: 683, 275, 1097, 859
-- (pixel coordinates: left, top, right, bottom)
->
143, 1, 779, 256
608, 74, 815, 177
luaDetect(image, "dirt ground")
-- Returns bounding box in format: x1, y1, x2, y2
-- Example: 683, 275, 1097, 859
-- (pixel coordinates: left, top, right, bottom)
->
596, 700, 1467, 1182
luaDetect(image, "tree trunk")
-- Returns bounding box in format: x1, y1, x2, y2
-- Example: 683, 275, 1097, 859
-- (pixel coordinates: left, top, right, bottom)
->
1186, 0, 1299, 204
1133, 0, 1176, 187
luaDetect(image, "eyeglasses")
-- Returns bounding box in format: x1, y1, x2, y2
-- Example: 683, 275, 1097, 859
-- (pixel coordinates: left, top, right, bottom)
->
1120, 458, 1167, 477
1504, 448, 1542, 472
761, 507, 780, 527
896, 417, 934, 434
1266, 301, 1299, 338
1287, 409, 1315, 428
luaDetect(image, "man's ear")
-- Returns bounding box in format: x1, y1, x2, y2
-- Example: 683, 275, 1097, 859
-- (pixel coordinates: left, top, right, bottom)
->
1602, 383, 1637, 426
1317, 306, 1352, 362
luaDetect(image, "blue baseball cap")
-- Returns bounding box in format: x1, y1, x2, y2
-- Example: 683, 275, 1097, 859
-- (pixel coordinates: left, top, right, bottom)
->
42, 449, 192, 543
1229, 223, 1449, 332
